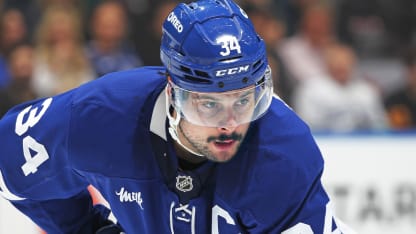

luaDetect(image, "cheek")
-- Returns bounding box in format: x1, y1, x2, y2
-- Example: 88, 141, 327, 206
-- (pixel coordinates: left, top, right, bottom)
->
180, 121, 210, 138
237, 123, 250, 133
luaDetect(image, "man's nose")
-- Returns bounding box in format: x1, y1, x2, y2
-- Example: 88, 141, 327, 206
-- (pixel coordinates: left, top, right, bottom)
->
217, 109, 238, 131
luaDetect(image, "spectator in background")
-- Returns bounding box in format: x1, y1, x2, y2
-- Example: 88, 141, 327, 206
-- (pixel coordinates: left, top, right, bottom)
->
133, 1, 178, 66
0, 43, 36, 116
0, 8, 28, 87
335, 0, 416, 59
238, 0, 319, 37
293, 43, 387, 132
384, 48, 416, 129
1, 0, 41, 40
278, 2, 336, 85
85, 0, 142, 78
31, 4, 94, 97
246, 6, 294, 104
0, 8, 28, 56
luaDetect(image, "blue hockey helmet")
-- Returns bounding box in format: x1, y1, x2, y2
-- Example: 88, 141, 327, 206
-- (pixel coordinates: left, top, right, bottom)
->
160, 0, 270, 93
161, 0, 273, 156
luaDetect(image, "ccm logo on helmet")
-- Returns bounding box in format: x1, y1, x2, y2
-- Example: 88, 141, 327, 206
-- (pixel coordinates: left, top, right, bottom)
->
215, 65, 250, 77
167, 12, 183, 33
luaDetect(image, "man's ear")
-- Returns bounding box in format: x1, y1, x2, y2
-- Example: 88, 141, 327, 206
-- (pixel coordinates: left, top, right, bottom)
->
166, 83, 176, 105
165, 84, 178, 119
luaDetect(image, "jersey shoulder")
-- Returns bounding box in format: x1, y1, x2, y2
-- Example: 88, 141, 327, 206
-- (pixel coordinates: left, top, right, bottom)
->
72, 66, 166, 112
68, 66, 167, 177
0, 67, 167, 198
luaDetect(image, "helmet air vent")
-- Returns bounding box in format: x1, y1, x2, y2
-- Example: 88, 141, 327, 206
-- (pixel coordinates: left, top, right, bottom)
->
180, 65, 192, 74
194, 70, 210, 78
253, 59, 261, 69
252, 61, 265, 75
188, 3, 197, 9
219, 55, 242, 62
184, 75, 212, 84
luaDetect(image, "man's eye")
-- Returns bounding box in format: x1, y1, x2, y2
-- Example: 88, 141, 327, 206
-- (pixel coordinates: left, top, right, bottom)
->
196, 101, 221, 117
236, 98, 250, 106
202, 101, 218, 109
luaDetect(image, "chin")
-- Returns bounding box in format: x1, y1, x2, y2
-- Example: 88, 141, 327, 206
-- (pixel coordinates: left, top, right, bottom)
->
208, 151, 236, 163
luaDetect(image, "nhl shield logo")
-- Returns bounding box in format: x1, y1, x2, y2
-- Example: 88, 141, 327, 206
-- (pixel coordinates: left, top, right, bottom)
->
176, 175, 193, 192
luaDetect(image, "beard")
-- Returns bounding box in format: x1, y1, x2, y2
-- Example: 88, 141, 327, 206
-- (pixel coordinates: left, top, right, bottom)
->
178, 121, 246, 162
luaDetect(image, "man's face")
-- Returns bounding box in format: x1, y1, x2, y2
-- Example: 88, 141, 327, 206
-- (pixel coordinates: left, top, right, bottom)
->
173, 87, 256, 162
168, 68, 273, 162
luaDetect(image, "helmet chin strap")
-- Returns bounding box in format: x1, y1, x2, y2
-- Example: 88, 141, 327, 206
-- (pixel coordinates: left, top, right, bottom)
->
165, 88, 205, 157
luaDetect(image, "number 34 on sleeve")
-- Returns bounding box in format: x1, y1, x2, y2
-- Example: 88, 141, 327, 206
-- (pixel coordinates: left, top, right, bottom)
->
0, 98, 53, 201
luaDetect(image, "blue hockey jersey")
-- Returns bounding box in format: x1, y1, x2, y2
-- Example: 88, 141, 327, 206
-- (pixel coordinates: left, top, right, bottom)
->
0, 67, 346, 233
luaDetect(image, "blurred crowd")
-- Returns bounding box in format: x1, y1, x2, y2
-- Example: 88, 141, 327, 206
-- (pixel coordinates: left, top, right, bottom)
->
0, 0, 415, 132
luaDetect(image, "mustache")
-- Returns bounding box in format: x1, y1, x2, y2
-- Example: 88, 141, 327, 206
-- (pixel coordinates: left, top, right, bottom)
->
207, 132, 243, 143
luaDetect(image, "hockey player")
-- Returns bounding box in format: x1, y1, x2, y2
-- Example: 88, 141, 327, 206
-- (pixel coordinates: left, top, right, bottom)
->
0, 0, 352, 233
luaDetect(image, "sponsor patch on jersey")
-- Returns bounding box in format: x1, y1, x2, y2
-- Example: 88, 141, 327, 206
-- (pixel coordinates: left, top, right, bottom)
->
176, 175, 193, 192
115, 187, 144, 210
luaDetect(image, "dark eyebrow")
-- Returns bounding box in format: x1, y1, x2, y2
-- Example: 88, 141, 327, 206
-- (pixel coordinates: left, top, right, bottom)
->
193, 94, 220, 101
240, 90, 254, 98
194, 90, 254, 100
